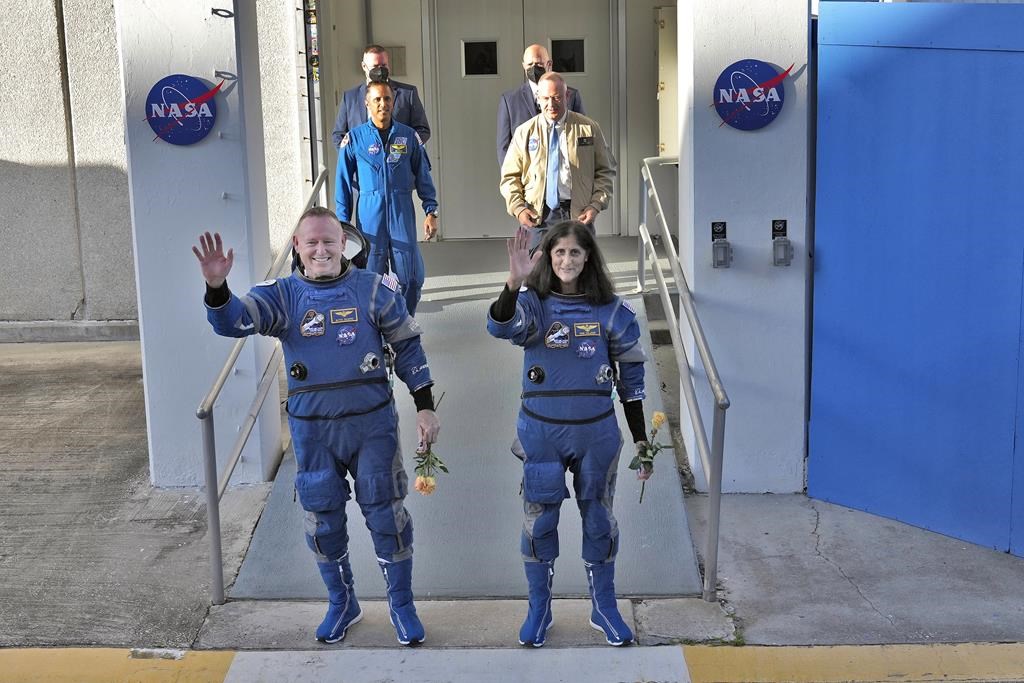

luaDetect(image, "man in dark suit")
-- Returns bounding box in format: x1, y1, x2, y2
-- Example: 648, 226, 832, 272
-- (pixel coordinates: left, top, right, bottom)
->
331, 45, 431, 148
496, 44, 585, 166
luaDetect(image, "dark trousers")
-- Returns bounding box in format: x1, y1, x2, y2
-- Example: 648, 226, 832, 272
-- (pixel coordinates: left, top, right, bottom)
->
521, 201, 575, 252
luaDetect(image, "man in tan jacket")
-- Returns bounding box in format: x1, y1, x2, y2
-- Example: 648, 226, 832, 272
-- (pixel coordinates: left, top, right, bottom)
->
499, 72, 615, 251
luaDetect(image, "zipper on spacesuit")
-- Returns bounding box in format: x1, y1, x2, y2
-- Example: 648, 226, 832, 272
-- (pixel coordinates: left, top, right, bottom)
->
586, 565, 622, 639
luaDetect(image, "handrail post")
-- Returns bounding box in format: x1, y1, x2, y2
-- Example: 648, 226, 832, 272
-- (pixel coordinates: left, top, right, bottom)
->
317, 172, 327, 209
200, 412, 225, 605
637, 170, 648, 292
703, 404, 726, 601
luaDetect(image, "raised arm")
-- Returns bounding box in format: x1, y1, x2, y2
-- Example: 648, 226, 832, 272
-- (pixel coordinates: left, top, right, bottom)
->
487, 228, 541, 344
192, 231, 234, 288
506, 226, 540, 291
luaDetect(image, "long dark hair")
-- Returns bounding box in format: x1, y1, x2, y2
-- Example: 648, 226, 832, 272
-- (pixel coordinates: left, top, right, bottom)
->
525, 221, 615, 304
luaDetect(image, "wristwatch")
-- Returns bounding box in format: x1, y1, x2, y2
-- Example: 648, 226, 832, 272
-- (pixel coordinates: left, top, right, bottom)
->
427, 208, 439, 218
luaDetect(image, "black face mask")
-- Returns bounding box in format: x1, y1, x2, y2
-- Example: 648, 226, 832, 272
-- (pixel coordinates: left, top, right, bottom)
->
526, 64, 546, 84
368, 65, 390, 83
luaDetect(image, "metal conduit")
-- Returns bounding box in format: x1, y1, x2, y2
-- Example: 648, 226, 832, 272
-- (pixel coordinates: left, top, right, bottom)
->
635, 156, 730, 602
196, 167, 328, 605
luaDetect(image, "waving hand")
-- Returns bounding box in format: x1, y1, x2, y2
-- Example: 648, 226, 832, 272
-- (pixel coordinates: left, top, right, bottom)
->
192, 232, 234, 288
506, 227, 540, 291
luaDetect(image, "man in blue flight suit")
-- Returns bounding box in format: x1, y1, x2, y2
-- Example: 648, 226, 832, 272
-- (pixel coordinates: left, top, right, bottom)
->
331, 44, 431, 147
192, 207, 441, 647
336, 81, 439, 317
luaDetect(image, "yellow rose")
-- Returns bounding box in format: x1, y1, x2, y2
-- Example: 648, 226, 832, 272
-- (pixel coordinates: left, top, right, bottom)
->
651, 411, 667, 430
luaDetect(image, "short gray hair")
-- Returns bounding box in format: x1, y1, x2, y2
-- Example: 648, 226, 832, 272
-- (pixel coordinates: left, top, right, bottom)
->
537, 71, 566, 92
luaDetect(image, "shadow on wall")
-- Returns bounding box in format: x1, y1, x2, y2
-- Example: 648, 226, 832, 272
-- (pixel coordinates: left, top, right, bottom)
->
0, 160, 137, 327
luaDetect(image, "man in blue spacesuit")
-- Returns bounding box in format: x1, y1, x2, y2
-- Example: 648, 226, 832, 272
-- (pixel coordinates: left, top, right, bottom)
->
192, 207, 440, 647
487, 223, 650, 648
335, 81, 439, 317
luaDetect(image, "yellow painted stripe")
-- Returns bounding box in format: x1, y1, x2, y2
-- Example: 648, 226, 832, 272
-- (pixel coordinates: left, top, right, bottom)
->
0, 648, 234, 683
683, 643, 1024, 683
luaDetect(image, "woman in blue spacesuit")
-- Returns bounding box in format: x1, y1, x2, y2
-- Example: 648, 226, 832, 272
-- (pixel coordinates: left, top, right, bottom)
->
486, 221, 652, 648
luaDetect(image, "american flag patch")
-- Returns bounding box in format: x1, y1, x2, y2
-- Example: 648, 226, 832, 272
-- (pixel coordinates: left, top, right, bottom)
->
381, 273, 400, 291
622, 299, 636, 314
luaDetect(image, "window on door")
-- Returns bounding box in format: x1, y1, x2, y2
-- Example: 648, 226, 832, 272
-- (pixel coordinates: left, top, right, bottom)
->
463, 41, 498, 76
551, 39, 585, 73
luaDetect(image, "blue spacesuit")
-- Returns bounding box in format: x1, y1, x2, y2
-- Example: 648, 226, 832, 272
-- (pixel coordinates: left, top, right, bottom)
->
487, 288, 647, 647
205, 264, 432, 645
335, 119, 437, 317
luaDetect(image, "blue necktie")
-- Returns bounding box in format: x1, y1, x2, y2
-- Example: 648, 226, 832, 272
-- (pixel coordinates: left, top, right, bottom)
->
546, 123, 560, 211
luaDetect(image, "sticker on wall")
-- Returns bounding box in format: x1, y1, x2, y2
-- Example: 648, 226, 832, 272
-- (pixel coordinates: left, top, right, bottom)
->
145, 74, 223, 145
713, 60, 793, 131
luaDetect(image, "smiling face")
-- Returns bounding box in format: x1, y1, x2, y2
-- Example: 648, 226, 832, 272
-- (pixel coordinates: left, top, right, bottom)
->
549, 233, 588, 293
293, 214, 346, 279
365, 82, 394, 128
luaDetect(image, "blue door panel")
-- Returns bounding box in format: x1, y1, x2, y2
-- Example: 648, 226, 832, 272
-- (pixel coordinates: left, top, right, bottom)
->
810, 3, 1024, 554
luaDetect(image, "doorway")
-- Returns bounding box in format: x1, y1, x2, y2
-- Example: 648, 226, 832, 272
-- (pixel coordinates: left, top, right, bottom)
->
430, 0, 617, 240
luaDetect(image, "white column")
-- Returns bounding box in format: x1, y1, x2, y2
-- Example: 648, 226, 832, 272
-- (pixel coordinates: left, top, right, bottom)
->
115, 0, 280, 486
678, 0, 810, 493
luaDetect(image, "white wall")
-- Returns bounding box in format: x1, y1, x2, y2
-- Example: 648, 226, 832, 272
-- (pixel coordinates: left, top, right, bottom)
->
622, 0, 677, 237
317, 0, 367, 209
116, 0, 280, 486
679, 0, 810, 493
258, 1, 307, 254
0, 0, 305, 340
64, 0, 137, 322
0, 4, 76, 322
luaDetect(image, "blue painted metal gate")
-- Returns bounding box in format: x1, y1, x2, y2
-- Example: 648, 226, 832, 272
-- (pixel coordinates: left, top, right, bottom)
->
809, 2, 1024, 556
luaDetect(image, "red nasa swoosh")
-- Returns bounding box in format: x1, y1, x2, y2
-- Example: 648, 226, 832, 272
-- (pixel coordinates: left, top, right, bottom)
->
715, 64, 794, 128
146, 80, 225, 141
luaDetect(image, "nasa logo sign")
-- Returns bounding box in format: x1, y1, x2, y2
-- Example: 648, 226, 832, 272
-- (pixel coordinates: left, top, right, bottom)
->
713, 60, 793, 131
145, 74, 223, 145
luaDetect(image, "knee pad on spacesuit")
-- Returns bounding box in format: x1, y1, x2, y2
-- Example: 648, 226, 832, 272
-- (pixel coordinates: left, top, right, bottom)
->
304, 508, 350, 561
355, 469, 413, 562
366, 512, 414, 563
578, 498, 620, 563
521, 501, 560, 561
581, 526, 619, 563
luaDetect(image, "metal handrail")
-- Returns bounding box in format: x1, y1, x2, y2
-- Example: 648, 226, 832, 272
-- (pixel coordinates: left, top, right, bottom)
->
196, 166, 328, 605
636, 156, 730, 602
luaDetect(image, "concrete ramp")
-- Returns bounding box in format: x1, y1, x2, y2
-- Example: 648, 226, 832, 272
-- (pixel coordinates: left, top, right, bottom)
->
230, 239, 702, 599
